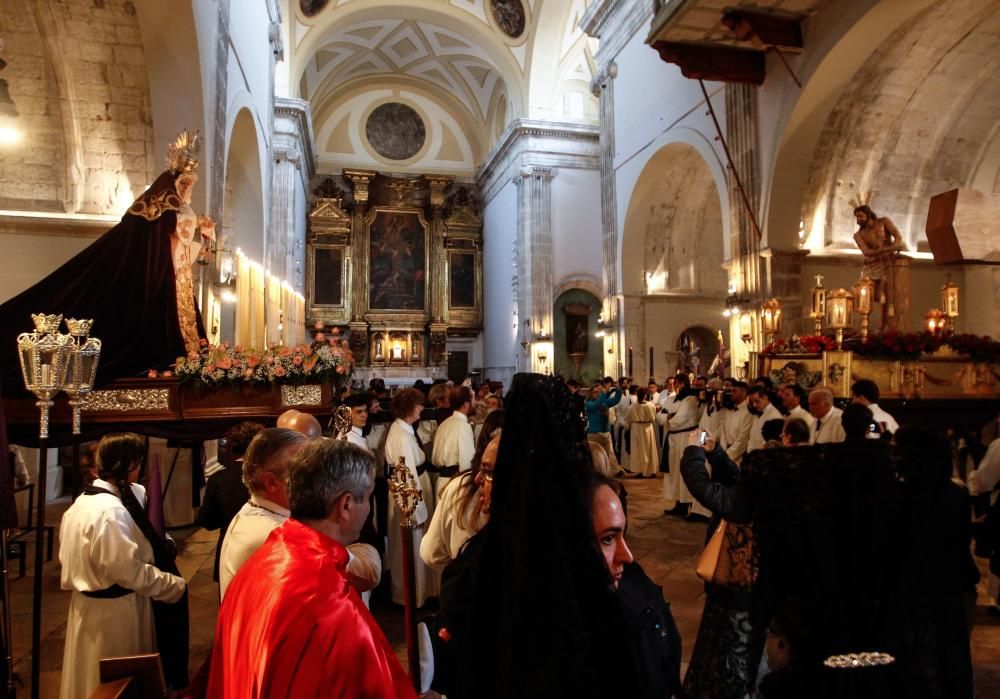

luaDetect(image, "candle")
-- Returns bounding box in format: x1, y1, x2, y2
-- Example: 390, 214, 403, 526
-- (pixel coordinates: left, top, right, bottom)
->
41, 363, 50, 387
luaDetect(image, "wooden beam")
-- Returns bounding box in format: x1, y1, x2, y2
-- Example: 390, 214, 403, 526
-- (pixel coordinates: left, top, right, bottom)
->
651, 41, 765, 85
722, 9, 804, 51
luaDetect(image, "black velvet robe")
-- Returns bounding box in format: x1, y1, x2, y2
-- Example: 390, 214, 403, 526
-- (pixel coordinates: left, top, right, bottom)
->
0, 172, 204, 392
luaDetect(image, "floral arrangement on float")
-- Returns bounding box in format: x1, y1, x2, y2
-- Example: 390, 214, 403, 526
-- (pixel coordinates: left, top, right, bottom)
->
148, 322, 354, 385
845, 331, 1000, 363
761, 331, 1000, 363
761, 334, 838, 356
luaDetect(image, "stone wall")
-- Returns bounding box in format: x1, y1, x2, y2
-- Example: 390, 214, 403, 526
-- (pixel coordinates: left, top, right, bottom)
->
0, 0, 153, 214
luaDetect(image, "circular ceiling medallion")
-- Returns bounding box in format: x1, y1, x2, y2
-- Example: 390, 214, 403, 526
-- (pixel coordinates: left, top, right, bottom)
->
365, 103, 426, 161
299, 0, 331, 18
490, 0, 526, 39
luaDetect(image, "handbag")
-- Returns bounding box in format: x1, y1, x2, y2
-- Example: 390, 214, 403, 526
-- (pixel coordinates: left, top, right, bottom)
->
695, 519, 756, 588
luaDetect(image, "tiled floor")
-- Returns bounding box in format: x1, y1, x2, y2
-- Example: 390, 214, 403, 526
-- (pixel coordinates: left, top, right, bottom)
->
7, 476, 1000, 697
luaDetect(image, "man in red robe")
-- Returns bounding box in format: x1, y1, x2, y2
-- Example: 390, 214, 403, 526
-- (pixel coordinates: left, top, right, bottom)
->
207, 439, 416, 698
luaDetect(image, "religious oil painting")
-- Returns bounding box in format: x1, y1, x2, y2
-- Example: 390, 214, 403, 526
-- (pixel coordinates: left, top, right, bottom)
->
491, 0, 526, 38
365, 102, 426, 161
369, 210, 426, 310
299, 0, 331, 18
565, 312, 590, 356
449, 252, 476, 309
312, 246, 344, 306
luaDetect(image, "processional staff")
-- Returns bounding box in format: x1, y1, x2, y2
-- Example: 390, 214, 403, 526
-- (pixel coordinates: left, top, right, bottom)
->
388, 455, 423, 691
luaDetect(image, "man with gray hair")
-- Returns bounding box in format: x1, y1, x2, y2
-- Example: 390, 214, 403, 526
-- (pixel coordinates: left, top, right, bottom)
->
208, 440, 415, 697
808, 387, 846, 444
217, 428, 380, 601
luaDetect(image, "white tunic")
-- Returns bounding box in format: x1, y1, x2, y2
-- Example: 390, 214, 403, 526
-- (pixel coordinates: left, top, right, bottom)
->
721, 401, 755, 463
419, 475, 486, 570
345, 426, 372, 453
748, 402, 784, 453
385, 418, 440, 607
218, 494, 380, 604
813, 406, 846, 444
59, 479, 186, 699
663, 396, 699, 504
219, 495, 288, 600
787, 405, 815, 441
431, 411, 476, 497
869, 403, 899, 435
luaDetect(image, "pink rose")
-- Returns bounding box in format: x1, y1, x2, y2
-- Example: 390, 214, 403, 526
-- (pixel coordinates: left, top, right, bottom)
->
204, 364, 216, 373
302, 346, 313, 357
218, 357, 233, 370
336, 365, 346, 374
264, 356, 275, 365
314, 321, 324, 330
222, 342, 230, 350
244, 368, 254, 379
293, 356, 303, 366
234, 345, 243, 353
331, 327, 340, 335
315, 333, 326, 342
147, 370, 158, 378
247, 355, 260, 368
273, 366, 287, 377
161, 371, 173, 378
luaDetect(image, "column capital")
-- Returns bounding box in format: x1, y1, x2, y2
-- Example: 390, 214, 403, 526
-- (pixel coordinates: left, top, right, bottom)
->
343, 168, 376, 205
590, 61, 618, 96
513, 166, 555, 185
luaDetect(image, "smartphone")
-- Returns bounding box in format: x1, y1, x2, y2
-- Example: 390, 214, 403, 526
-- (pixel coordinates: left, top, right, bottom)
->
698, 431, 708, 445
869, 423, 879, 433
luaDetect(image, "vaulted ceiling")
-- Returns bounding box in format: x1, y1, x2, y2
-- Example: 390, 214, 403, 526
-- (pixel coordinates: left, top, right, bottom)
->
285, 0, 598, 175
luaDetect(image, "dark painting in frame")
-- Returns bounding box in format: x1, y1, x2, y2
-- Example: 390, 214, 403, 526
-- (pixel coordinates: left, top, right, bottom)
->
449, 251, 476, 309
313, 246, 344, 306
368, 209, 426, 311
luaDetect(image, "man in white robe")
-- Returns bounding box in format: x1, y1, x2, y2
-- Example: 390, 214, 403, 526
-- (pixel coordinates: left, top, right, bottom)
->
430, 386, 477, 497
219, 428, 380, 600
809, 388, 846, 444
59, 467, 186, 699
850, 379, 900, 436
779, 383, 815, 442
385, 388, 440, 607
720, 382, 754, 463
747, 386, 784, 453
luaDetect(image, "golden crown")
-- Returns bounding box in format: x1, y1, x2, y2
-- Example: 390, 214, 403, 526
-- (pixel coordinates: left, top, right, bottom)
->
166, 130, 201, 174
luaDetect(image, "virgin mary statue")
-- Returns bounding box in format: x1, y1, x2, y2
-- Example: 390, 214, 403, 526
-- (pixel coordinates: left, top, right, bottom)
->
0, 131, 214, 391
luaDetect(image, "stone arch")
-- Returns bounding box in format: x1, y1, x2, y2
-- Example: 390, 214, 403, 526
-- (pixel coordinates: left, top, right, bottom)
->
620, 141, 728, 297
673, 324, 719, 378
217, 107, 265, 344
762, 0, 1000, 252
553, 287, 602, 383
553, 275, 602, 303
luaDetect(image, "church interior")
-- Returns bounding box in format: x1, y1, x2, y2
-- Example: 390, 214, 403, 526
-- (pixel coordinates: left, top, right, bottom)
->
1, 0, 1000, 696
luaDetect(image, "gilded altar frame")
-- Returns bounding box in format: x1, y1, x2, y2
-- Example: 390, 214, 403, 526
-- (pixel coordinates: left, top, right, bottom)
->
305, 197, 353, 326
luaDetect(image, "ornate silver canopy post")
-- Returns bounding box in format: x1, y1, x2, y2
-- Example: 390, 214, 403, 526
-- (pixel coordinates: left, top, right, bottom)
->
388, 456, 423, 690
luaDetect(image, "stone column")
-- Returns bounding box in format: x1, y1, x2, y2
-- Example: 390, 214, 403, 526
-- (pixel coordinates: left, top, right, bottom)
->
344, 169, 375, 364
426, 176, 454, 325
592, 62, 620, 377
724, 83, 762, 368
514, 166, 555, 373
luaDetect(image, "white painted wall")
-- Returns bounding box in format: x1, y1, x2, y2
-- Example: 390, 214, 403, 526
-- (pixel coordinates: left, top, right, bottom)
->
551, 167, 602, 288
482, 179, 518, 383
